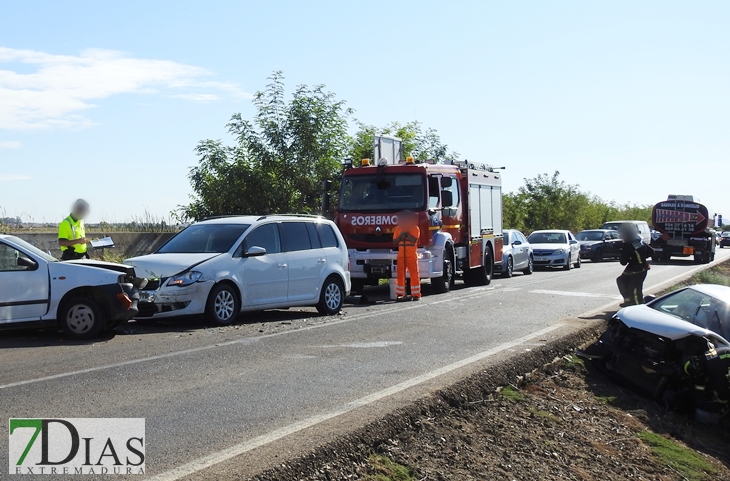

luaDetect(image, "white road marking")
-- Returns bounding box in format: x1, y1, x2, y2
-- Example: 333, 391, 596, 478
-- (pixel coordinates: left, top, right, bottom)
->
0, 285, 492, 390
4, 254, 723, 390
145, 323, 565, 481
530, 289, 621, 300
341, 341, 403, 348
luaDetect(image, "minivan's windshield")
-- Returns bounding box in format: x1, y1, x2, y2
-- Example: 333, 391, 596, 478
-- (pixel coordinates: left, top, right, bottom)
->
576, 231, 604, 241
339, 173, 426, 212
528, 232, 567, 244
158, 224, 250, 254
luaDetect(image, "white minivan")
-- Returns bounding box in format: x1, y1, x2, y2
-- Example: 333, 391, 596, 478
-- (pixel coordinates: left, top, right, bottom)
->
601, 220, 651, 245
126, 215, 351, 325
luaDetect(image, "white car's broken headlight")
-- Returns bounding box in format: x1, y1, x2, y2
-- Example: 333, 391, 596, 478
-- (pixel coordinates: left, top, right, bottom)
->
168, 271, 202, 287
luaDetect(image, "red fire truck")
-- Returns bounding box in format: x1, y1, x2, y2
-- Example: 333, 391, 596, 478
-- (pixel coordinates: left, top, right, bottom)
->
334, 155, 504, 294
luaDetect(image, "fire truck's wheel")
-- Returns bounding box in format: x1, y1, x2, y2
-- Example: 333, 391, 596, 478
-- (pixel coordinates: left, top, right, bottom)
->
350, 280, 366, 294
432, 246, 455, 293
471, 250, 494, 286
317, 276, 344, 315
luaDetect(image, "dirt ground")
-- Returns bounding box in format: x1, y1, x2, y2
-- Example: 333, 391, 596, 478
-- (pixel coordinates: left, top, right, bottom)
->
250, 262, 730, 481
252, 333, 730, 481
359, 355, 730, 481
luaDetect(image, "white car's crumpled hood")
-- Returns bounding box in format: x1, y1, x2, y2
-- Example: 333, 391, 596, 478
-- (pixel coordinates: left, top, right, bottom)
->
617, 304, 725, 341
124, 253, 220, 279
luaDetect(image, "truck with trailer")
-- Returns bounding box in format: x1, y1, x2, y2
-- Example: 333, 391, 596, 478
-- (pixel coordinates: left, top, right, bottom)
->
334, 137, 504, 294
650, 195, 716, 264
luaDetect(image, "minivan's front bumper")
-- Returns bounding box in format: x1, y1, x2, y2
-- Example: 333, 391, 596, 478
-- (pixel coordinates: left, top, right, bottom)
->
136, 280, 214, 318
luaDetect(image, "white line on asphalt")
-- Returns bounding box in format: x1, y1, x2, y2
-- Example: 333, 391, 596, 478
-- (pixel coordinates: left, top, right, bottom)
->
0, 285, 493, 390
530, 289, 621, 300
144, 322, 566, 481
5, 254, 722, 390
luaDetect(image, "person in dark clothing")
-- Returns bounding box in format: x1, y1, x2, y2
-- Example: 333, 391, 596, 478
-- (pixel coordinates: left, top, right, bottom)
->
617, 225, 654, 307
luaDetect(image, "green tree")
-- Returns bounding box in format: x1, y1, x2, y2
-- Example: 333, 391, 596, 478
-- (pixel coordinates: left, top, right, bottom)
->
504, 171, 653, 233
178, 72, 352, 221
349, 121, 458, 165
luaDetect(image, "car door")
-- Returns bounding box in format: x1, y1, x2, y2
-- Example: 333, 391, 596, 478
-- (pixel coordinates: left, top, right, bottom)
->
568, 232, 580, 262
515, 231, 529, 268
606, 231, 619, 258
279, 222, 325, 302
238, 223, 288, 306
0, 241, 49, 323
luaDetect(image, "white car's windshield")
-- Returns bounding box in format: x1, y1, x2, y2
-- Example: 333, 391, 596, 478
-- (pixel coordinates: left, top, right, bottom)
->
6, 236, 57, 262
528, 232, 567, 244
576, 231, 604, 241
651, 288, 730, 341
158, 224, 250, 254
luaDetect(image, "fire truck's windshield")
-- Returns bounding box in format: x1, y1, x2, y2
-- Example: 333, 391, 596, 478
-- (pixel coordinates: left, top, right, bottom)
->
339, 173, 426, 212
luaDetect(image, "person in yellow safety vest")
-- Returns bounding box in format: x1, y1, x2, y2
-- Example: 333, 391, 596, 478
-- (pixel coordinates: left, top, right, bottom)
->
393, 210, 421, 301
58, 199, 90, 260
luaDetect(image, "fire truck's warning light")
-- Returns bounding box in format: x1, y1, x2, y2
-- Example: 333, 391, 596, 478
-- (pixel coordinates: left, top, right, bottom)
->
361, 158, 370, 166
405, 156, 415, 164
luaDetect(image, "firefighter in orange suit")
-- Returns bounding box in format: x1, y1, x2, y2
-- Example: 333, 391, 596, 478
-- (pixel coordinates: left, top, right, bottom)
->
393, 211, 421, 301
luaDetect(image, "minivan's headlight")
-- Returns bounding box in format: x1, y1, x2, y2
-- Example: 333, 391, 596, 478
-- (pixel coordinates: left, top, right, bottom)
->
554, 248, 567, 255
168, 271, 202, 287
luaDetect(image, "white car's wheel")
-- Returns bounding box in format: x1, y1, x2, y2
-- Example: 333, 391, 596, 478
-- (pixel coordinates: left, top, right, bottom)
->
205, 284, 240, 326
317, 276, 344, 315
60, 298, 104, 339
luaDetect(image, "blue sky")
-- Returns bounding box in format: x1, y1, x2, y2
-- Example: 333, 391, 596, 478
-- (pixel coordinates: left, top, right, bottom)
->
0, 1, 728, 224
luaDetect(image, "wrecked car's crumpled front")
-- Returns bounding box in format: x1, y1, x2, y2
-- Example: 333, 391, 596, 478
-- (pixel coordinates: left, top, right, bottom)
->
580, 305, 730, 424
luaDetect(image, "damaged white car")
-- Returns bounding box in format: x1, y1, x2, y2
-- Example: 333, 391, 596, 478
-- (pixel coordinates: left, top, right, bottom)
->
125, 215, 351, 326
580, 284, 730, 423
0, 234, 143, 339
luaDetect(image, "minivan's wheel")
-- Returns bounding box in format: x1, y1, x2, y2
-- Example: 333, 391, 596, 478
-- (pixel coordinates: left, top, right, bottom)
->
503, 256, 514, 278
205, 283, 240, 326
522, 255, 534, 275
317, 276, 344, 315
574, 255, 582, 268
60, 297, 104, 339
432, 246, 455, 293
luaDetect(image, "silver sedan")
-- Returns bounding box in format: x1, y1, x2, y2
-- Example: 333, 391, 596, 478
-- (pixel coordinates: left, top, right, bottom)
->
496, 229, 534, 277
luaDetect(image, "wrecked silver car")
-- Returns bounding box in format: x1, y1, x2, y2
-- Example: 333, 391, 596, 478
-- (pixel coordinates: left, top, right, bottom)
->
581, 284, 730, 422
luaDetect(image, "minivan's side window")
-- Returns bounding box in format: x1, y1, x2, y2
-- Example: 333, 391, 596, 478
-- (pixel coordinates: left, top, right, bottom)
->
316, 223, 339, 248
279, 222, 312, 252
305, 223, 322, 249
243, 224, 281, 254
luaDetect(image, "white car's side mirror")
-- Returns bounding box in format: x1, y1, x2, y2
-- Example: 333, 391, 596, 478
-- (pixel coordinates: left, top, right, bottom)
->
244, 246, 267, 257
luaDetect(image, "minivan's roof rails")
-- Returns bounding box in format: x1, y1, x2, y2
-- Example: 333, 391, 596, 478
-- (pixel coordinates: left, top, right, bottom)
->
256, 214, 325, 221
202, 215, 244, 221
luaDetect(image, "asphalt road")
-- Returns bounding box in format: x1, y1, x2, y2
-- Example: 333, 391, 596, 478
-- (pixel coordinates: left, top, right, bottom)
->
1, 250, 728, 479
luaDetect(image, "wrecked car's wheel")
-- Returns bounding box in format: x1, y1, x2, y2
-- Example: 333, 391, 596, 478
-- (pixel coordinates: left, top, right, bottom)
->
60, 297, 105, 340
205, 283, 240, 326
